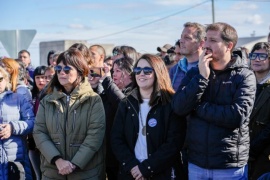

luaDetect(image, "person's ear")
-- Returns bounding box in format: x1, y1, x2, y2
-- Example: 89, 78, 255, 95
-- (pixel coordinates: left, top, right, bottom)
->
227, 42, 233, 52
100, 54, 104, 62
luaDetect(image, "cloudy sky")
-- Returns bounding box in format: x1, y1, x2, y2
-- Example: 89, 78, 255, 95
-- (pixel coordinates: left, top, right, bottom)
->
0, 0, 270, 67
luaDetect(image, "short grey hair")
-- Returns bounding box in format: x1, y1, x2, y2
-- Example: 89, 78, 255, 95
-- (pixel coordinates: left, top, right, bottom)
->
184, 22, 206, 42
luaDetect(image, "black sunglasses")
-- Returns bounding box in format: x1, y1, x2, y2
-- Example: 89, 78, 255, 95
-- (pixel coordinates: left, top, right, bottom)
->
0, 77, 3, 82
55, 65, 72, 74
249, 53, 269, 61
133, 67, 154, 75
113, 50, 122, 56
89, 69, 101, 78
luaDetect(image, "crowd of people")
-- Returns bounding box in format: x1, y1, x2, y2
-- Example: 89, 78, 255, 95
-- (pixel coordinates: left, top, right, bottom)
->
0, 22, 270, 180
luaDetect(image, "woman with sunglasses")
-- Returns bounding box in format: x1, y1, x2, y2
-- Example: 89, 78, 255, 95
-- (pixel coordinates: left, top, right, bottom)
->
248, 42, 270, 179
33, 48, 106, 179
0, 66, 35, 179
111, 54, 186, 180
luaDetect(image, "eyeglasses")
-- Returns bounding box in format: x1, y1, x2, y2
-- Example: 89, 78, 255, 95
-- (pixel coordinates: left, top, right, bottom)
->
133, 67, 154, 75
0, 77, 3, 82
89, 70, 101, 77
113, 50, 121, 56
249, 53, 269, 61
54, 65, 72, 74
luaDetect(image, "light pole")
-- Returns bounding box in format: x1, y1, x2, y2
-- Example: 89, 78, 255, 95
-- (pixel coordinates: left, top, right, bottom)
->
212, 0, 215, 23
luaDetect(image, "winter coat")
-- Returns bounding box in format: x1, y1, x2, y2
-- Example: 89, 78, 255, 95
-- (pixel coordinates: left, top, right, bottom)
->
172, 54, 256, 169
0, 91, 35, 180
249, 81, 270, 179
94, 76, 131, 168
111, 89, 186, 179
16, 82, 32, 104
33, 78, 106, 180
169, 57, 198, 91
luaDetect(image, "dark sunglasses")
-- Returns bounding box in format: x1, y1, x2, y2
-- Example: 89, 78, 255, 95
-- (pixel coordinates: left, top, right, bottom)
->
55, 65, 72, 74
249, 53, 269, 61
113, 50, 121, 56
133, 67, 154, 75
89, 70, 101, 78
0, 77, 3, 82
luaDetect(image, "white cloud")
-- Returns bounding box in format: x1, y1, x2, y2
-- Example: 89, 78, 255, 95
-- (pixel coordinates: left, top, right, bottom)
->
68, 24, 91, 30
244, 14, 263, 25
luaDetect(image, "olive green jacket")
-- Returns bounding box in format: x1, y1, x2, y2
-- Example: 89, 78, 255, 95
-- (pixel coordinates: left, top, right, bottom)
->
33, 78, 106, 180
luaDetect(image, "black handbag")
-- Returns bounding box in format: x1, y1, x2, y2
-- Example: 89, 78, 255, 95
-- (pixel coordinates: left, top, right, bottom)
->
8, 161, 25, 180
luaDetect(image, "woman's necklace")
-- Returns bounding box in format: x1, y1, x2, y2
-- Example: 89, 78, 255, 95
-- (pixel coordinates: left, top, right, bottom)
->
139, 109, 146, 136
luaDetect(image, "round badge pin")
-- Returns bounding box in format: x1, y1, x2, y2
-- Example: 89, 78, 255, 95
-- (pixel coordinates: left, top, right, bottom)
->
148, 118, 157, 127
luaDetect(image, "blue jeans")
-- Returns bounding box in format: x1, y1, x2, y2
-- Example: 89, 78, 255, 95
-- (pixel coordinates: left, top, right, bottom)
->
188, 163, 248, 180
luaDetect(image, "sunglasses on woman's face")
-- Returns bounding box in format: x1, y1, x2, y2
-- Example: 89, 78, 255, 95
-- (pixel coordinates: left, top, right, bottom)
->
113, 50, 121, 56
249, 53, 269, 61
0, 77, 3, 82
133, 67, 154, 75
54, 65, 72, 74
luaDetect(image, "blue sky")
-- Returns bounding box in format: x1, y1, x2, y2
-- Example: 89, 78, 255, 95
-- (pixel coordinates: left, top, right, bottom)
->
0, 0, 270, 67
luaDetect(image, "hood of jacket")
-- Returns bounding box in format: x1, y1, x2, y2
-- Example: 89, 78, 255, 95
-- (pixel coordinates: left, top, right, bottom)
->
44, 77, 95, 112
225, 53, 249, 70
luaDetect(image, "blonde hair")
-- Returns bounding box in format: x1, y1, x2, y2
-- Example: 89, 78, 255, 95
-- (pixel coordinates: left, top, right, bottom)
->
0, 58, 19, 92
0, 66, 11, 90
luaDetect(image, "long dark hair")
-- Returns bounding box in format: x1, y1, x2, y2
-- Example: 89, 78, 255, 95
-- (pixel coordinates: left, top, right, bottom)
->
132, 54, 174, 106
32, 66, 47, 98
46, 48, 89, 94
47, 50, 55, 66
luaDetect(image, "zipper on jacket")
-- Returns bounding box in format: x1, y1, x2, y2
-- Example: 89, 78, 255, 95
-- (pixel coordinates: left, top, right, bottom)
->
64, 95, 70, 160
56, 110, 60, 131
206, 124, 209, 167
171, 167, 176, 179
72, 110, 76, 130
236, 128, 241, 166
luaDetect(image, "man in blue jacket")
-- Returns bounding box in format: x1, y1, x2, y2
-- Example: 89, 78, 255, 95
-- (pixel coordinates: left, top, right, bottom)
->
169, 22, 205, 91
172, 22, 256, 179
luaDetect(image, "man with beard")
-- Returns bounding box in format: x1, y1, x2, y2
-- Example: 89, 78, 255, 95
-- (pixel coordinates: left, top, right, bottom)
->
169, 22, 205, 91
172, 22, 256, 179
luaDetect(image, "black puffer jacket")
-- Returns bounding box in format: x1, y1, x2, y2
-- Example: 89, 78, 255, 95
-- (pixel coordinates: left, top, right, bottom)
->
172, 54, 256, 168
111, 89, 186, 179
93, 76, 132, 167
248, 83, 270, 179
